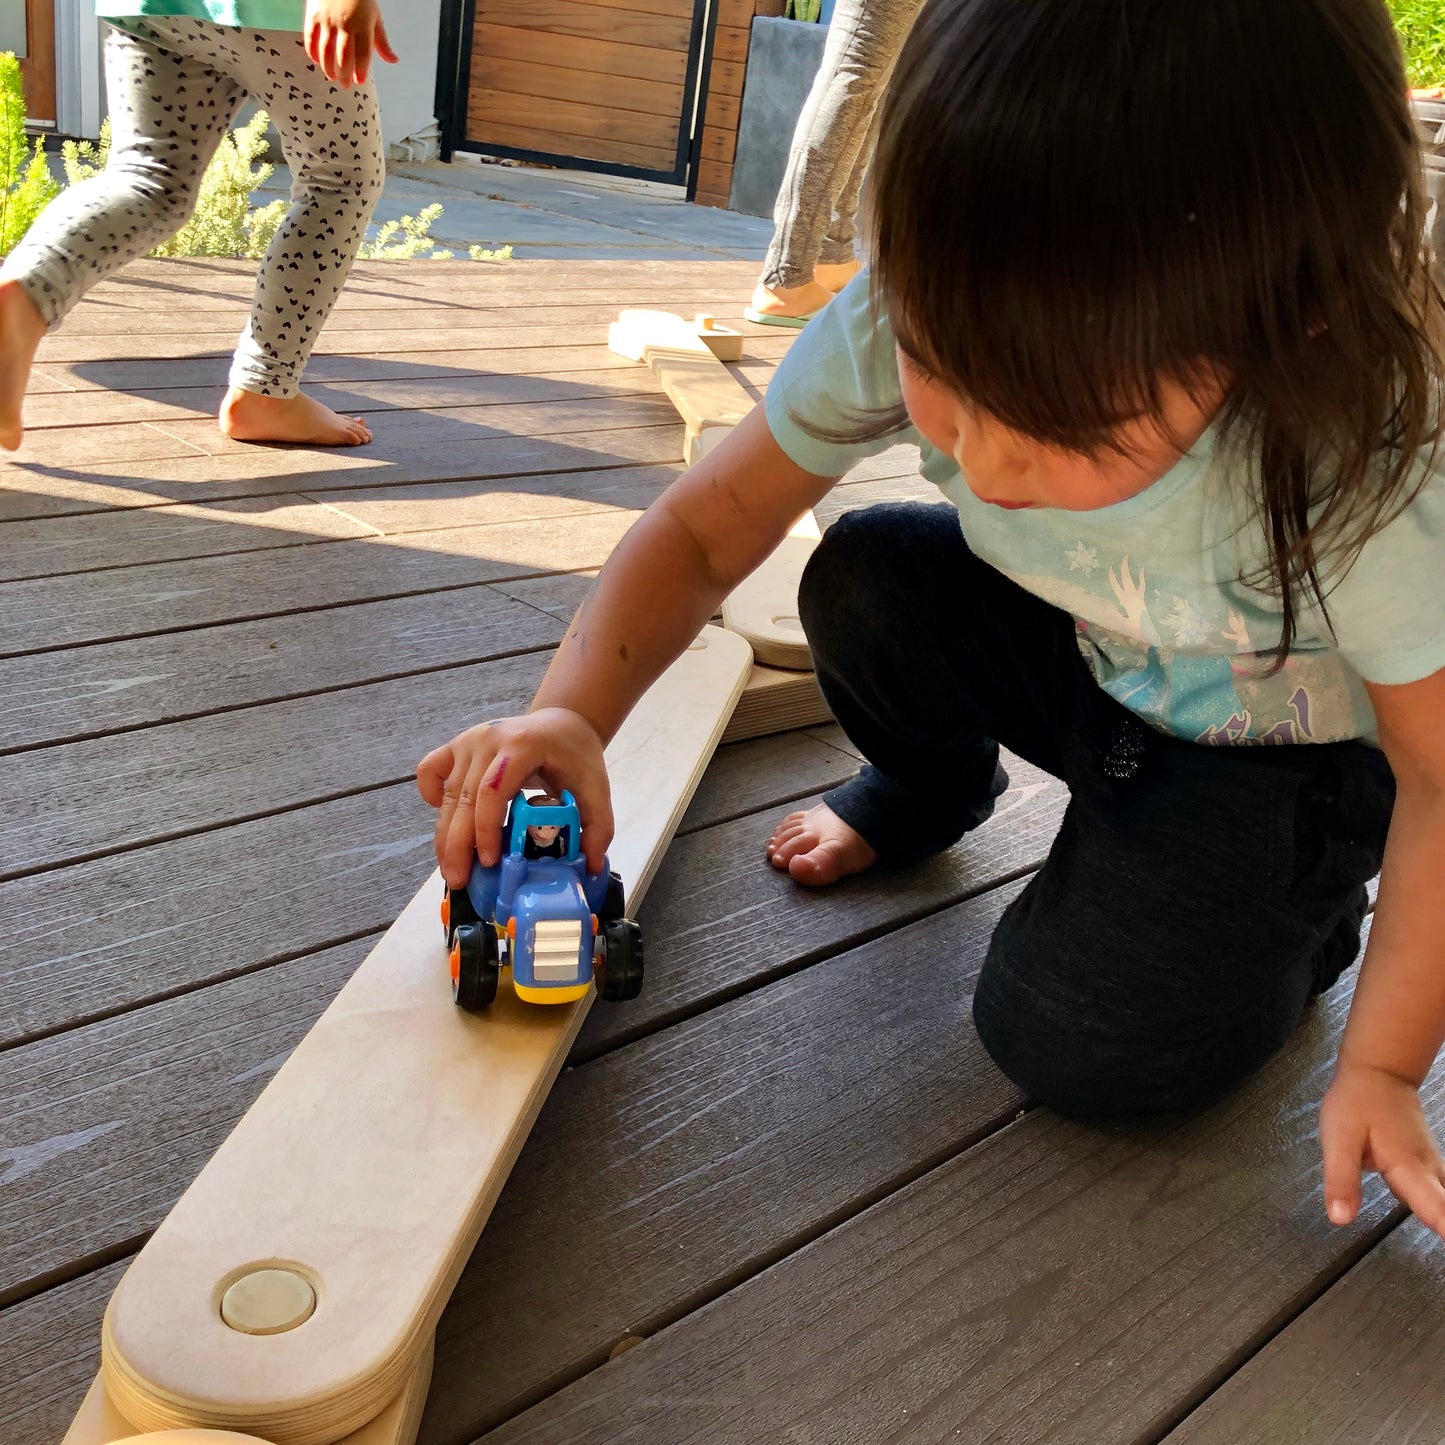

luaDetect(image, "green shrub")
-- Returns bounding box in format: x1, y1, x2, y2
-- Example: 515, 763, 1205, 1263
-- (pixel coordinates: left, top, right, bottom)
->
1390, 0, 1445, 87
0, 52, 60, 256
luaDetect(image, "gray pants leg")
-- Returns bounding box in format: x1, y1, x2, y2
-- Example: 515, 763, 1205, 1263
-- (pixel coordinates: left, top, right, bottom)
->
760, 0, 925, 289
2, 18, 385, 398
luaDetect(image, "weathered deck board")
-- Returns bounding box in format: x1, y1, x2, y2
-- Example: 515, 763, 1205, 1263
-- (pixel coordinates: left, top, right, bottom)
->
420, 890, 1030, 1441
3, 253, 1402, 1445
0, 419, 683, 524
0, 652, 548, 879
484, 956, 1441, 1445
0, 582, 563, 751
0, 783, 435, 1048
0, 768, 1040, 1300
574, 763, 1068, 1060
0, 937, 375, 1306
30, 333, 794, 395
1165, 1215, 1444, 1443
0, 1261, 126, 1445
0, 513, 637, 658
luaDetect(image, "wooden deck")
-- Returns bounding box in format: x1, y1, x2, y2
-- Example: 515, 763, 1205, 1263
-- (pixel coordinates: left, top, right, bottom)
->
0, 258, 1440, 1445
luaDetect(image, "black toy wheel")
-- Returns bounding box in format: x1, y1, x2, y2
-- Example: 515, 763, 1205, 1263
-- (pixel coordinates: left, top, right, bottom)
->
443, 884, 480, 945
597, 918, 644, 1002
600, 871, 626, 924
450, 923, 500, 1011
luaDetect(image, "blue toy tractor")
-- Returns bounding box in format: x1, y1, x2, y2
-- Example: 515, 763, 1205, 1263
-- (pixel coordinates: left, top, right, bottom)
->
441, 790, 644, 1010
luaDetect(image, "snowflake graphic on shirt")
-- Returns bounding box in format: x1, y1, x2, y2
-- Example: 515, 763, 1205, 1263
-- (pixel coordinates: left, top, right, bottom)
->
1164, 595, 1209, 646
1065, 540, 1099, 574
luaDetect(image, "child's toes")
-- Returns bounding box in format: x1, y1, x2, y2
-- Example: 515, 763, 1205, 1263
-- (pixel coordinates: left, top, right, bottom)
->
768, 827, 818, 870
765, 810, 808, 857
787, 837, 855, 886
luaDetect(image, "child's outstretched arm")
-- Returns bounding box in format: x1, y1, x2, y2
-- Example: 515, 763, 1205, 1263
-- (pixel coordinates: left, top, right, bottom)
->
416, 405, 837, 885
1321, 667, 1445, 1237
305, 0, 399, 87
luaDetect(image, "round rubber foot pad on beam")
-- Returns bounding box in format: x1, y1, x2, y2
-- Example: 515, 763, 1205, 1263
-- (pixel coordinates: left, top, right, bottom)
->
220, 1268, 317, 1335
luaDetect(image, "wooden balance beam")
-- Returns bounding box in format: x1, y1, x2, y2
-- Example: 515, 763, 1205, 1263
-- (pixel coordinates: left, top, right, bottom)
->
609, 310, 832, 735
65, 627, 752, 1445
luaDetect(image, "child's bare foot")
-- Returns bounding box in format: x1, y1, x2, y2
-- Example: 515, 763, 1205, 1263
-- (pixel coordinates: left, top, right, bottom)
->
813, 260, 862, 293
219, 387, 372, 447
0, 279, 48, 452
745, 279, 835, 326
766, 801, 878, 886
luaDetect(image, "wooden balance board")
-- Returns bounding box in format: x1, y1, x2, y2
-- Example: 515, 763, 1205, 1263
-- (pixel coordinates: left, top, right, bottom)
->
608, 308, 754, 467
67, 626, 753, 1445
609, 318, 823, 680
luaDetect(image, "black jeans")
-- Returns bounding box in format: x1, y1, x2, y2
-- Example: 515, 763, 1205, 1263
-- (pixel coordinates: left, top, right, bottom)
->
802, 503, 1395, 1117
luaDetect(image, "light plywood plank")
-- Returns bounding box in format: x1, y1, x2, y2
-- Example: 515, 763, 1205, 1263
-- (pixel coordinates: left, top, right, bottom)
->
0, 583, 563, 753
0, 726, 858, 1298
97, 630, 751, 1445
721, 510, 819, 670
0, 651, 549, 881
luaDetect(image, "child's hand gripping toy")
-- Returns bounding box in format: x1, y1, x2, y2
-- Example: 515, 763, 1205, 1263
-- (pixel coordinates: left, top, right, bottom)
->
440, 790, 644, 1009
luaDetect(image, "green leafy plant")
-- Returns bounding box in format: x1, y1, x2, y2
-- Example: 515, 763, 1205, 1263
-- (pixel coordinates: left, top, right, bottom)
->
0, 52, 60, 256
1390, 0, 1445, 87
151, 109, 282, 259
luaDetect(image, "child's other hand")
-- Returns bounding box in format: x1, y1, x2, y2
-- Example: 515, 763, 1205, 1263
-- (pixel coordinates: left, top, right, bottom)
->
1320, 1060, 1445, 1238
416, 708, 613, 887
305, 0, 399, 87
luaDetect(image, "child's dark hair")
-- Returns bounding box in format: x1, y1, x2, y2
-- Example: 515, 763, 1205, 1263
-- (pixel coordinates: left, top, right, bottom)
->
865, 0, 1444, 658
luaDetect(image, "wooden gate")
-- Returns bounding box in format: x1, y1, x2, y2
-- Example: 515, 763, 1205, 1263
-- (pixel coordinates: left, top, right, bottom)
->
11, 0, 57, 124
448, 0, 711, 184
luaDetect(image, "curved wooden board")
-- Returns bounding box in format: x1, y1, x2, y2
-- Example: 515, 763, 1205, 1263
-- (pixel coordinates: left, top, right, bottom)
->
720, 511, 819, 671
92, 628, 752, 1445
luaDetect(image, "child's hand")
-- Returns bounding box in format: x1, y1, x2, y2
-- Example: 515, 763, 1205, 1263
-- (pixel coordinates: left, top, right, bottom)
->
416, 707, 613, 887
1320, 1060, 1445, 1237
305, 0, 398, 87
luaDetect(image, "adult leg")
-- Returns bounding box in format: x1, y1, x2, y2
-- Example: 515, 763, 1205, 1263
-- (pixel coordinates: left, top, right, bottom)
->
143, 20, 386, 445
0, 23, 242, 448
972, 722, 1395, 1116
750, 0, 924, 320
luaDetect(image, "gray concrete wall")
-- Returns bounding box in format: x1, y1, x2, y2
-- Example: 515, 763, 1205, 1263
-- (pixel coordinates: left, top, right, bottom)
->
728, 16, 827, 219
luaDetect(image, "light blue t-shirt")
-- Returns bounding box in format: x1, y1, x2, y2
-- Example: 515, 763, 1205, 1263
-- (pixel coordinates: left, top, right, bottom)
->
96, 1, 304, 29
766, 275, 1445, 746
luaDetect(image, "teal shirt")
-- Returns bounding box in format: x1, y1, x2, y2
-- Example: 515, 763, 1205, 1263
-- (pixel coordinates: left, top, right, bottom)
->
766, 275, 1445, 746
95, 1, 304, 28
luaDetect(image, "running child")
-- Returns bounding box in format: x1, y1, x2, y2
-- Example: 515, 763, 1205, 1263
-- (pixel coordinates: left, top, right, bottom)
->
0, 0, 396, 450
418, 0, 1445, 1237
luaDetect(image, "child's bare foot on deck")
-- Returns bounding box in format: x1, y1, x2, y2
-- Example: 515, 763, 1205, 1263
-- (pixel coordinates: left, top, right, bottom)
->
766, 801, 878, 886
0, 279, 48, 452
219, 387, 372, 446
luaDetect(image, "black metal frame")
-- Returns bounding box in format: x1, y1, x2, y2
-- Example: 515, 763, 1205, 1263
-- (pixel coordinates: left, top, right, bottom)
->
436, 0, 715, 187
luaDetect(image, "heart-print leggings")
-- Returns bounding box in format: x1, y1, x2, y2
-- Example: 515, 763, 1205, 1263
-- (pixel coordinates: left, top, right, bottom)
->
1, 17, 385, 397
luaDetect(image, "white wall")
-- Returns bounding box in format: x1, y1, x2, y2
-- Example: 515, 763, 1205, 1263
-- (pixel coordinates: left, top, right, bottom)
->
57, 0, 444, 156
